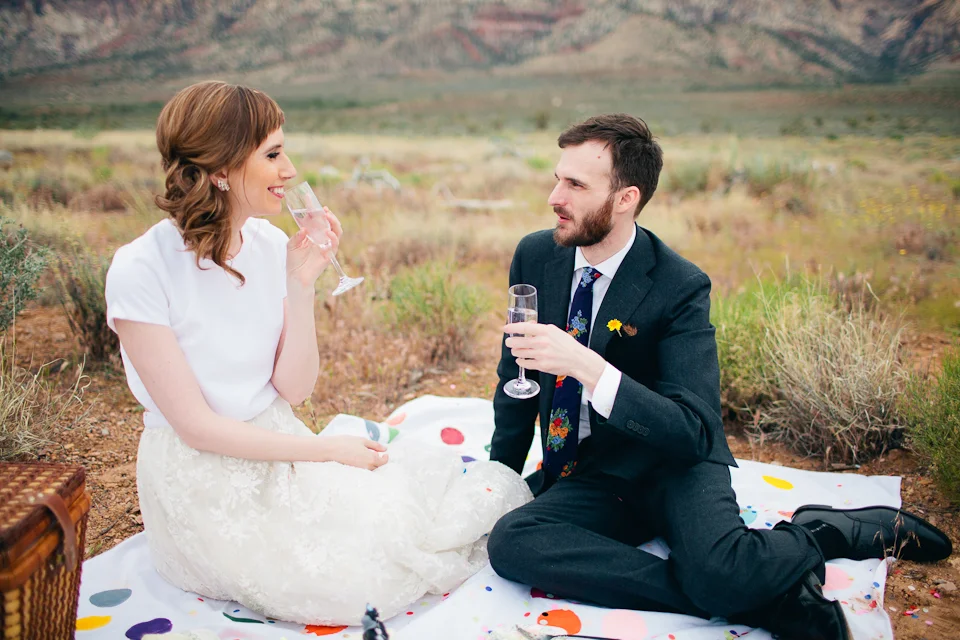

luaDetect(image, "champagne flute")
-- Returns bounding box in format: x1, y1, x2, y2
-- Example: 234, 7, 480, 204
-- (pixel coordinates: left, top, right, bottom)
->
504, 284, 540, 399
285, 181, 364, 296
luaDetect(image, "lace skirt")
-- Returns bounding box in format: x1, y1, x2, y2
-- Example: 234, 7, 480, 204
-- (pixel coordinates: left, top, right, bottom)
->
135, 397, 532, 625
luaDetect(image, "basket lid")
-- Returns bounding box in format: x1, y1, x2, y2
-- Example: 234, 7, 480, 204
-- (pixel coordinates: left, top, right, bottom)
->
0, 462, 86, 555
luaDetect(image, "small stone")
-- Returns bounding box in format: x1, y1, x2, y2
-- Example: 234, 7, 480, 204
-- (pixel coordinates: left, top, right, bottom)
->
908, 585, 916, 591
940, 581, 957, 592
101, 428, 110, 436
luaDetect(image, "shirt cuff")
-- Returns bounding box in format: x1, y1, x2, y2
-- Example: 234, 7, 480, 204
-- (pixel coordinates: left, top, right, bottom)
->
588, 364, 621, 419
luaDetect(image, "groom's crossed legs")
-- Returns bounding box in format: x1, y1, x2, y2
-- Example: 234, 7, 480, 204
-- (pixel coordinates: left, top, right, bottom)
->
487, 461, 824, 620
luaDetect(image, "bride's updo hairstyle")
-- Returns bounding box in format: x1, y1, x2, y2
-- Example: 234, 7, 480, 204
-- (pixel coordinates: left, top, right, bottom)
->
155, 81, 284, 284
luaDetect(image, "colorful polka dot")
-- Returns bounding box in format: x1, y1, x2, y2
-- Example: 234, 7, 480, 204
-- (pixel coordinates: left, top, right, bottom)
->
739, 508, 758, 525
530, 588, 557, 599
125, 618, 173, 640
303, 625, 347, 636
384, 412, 406, 426
823, 565, 855, 592
364, 420, 381, 441
441, 427, 465, 445
484, 443, 492, 453
537, 610, 581, 634
485, 586, 492, 591
89, 588, 132, 608
601, 610, 648, 639
762, 475, 794, 490
76, 616, 112, 631
462, 455, 476, 463
388, 427, 400, 443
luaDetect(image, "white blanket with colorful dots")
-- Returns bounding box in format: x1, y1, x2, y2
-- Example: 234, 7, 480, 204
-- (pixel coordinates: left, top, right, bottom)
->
76, 395, 898, 640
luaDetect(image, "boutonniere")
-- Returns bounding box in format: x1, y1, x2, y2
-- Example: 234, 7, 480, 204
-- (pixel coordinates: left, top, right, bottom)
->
607, 319, 622, 337
607, 319, 638, 338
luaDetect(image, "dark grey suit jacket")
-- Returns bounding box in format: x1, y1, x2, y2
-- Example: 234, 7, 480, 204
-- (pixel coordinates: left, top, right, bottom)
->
490, 225, 736, 494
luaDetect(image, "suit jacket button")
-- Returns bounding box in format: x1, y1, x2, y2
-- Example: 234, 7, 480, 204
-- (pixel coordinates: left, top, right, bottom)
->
627, 420, 639, 431
640, 426, 650, 436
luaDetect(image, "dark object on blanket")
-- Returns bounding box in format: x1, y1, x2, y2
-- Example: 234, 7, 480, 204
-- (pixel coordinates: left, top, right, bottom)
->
0, 463, 91, 640
361, 603, 389, 639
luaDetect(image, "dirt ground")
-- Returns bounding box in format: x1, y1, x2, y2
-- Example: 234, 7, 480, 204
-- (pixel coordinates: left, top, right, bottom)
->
12, 305, 960, 639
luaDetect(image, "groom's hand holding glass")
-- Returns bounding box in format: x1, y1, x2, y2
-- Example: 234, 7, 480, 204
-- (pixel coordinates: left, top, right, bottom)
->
503, 322, 608, 394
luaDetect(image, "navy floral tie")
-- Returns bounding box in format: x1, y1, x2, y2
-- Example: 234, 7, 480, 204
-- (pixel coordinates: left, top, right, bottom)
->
544, 266, 602, 480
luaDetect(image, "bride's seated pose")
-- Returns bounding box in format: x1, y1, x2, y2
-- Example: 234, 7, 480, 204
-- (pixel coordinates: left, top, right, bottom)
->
105, 80, 532, 625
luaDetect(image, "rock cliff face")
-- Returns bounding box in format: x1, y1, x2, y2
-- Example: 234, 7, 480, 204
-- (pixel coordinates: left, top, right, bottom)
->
1, 0, 957, 90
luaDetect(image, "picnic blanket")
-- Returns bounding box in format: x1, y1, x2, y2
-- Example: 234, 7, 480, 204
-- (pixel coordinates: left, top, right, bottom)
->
76, 395, 898, 640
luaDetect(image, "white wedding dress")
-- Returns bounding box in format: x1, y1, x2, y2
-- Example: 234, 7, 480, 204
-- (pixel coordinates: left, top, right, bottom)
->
136, 397, 533, 625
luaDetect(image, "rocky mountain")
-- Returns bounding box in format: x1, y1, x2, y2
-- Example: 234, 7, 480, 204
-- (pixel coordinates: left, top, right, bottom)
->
1, 0, 958, 99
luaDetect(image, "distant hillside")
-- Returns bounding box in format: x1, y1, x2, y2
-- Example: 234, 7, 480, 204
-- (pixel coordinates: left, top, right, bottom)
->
1, 0, 958, 101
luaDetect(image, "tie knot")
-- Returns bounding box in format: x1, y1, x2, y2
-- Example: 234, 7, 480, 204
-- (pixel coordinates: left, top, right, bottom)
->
579, 267, 601, 289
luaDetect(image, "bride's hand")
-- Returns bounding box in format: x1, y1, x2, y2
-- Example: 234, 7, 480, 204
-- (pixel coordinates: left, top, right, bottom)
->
312, 435, 389, 470
286, 207, 342, 291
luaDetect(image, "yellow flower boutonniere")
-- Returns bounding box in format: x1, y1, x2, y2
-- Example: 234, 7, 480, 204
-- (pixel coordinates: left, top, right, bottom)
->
607, 319, 622, 337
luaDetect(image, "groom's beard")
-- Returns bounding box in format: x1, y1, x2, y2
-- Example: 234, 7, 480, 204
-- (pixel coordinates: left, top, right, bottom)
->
553, 192, 616, 248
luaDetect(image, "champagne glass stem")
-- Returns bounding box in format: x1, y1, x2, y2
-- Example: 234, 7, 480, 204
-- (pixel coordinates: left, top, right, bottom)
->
517, 365, 528, 387
329, 254, 349, 279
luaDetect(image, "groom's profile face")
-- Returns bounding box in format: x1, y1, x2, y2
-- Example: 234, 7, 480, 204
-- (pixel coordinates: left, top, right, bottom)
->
549, 140, 617, 248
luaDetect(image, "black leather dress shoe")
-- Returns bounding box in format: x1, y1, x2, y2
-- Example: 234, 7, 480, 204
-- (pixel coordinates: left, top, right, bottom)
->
792, 504, 953, 562
733, 570, 851, 640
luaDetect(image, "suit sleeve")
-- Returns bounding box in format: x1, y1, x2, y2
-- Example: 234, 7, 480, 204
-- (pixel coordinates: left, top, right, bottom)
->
489, 240, 540, 474
598, 271, 724, 462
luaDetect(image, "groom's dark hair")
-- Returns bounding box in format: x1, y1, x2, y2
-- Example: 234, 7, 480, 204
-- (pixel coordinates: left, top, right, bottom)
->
558, 114, 663, 217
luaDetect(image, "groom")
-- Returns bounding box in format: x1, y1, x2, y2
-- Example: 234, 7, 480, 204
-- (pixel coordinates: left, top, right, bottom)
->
487, 114, 951, 640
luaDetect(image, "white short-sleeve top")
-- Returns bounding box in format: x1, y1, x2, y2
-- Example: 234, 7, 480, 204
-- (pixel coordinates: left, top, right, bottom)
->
105, 217, 289, 428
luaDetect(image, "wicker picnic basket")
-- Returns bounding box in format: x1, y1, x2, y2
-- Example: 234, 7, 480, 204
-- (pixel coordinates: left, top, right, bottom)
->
0, 462, 91, 640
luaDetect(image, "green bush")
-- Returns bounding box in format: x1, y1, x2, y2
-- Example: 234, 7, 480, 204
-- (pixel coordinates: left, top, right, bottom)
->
387, 263, 488, 364
0, 217, 51, 332
662, 159, 712, 196
712, 286, 769, 418
56, 248, 118, 362
743, 156, 814, 197
714, 276, 908, 463
903, 348, 960, 502
526, 156, 552, 171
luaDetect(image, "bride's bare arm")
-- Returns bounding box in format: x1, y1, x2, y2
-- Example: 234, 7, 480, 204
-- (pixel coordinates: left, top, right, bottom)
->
115, 319, 387, 468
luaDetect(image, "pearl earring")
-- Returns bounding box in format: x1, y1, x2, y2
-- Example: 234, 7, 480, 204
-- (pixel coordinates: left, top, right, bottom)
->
217, 179, 230, 192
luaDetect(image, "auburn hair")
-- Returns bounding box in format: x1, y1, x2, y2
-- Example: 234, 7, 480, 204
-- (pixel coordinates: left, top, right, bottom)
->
155, 81, 285, 284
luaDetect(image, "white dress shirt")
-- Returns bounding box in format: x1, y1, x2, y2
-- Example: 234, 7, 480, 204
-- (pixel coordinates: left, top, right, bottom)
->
569, 225, 635, 442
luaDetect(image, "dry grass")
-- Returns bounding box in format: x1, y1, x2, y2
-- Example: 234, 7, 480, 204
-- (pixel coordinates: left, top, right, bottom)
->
0, 128, 957, 467
0, 339, 88, 460
756, 280, 908, 464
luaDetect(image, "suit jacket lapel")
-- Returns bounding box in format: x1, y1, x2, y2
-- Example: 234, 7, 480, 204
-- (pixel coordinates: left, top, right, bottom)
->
590, 225, 656, 357
539, 246, 575, 417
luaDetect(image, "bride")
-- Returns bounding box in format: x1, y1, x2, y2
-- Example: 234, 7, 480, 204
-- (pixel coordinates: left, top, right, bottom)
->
105, 81, 532, 625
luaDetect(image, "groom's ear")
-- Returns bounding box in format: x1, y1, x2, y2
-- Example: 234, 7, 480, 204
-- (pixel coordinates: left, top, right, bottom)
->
617, 186, 641, 213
